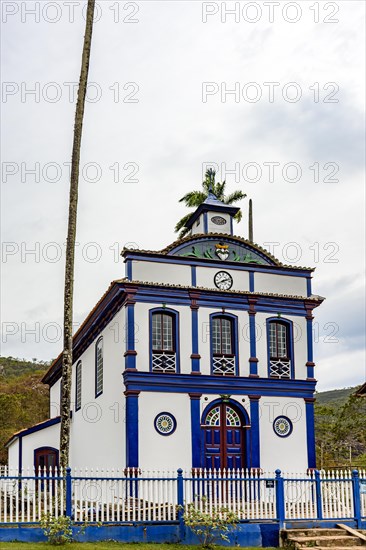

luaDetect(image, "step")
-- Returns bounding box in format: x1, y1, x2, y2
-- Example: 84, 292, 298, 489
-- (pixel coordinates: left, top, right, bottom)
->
290, 536, 362, 548
286, 529, 344, 538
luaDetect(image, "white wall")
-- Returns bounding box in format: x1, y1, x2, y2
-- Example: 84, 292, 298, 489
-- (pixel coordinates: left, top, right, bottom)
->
138, 392, 191, 470
196, 266, 250, 292
7, 439, 19, 470
255, 272, 307, 297
131, 260, 191, 286
69, 307, 126, 469
259, 396, 308, 472
49, 378, 61, 417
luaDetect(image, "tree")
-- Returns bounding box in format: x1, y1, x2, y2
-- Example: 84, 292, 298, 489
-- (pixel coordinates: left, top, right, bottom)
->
60, 0, 96, 471
175, 168, 246, 239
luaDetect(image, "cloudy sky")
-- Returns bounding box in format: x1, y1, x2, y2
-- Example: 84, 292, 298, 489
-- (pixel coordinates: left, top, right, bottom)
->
1, 0, 365, 391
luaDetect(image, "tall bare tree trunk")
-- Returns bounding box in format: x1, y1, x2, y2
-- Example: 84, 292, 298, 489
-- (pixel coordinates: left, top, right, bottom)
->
60, 0, 96, 471
248, 198, 253, 242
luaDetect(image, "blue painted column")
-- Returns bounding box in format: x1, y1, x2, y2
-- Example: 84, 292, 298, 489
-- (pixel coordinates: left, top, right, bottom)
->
189, 393, 202, 468
305, 397, 316, 469
190, 292, 201, 374
248, 298, 259, 377
352, 470, 362, 528
249, 271, 255, 292
125, 390, 140, 468
124, 290, 137, 371
249, 395, 261, 469
305, 303, 315, 380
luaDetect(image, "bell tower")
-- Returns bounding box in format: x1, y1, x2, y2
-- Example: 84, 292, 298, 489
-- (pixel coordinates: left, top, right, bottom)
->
184, 187, 240, 237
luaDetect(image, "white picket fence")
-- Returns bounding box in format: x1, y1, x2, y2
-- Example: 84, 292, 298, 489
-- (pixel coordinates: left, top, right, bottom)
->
0, 466, 365, 524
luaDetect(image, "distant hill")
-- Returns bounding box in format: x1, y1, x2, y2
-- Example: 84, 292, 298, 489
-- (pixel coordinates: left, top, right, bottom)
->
315, 386, 357, 407
0, 357, 51, 464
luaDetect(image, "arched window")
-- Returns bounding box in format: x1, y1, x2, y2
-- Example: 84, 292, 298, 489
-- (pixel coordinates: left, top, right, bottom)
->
267, 319, 293, 378
95, 337, 103, 397
150, 309, 179, 373
75, 361, 82, 411
210, 314, 237, 375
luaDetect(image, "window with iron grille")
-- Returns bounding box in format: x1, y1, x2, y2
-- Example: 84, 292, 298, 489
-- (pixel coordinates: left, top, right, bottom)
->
75, 361, 82, 411
211, 315, 236, 375
151, 312, 177, 373
95, 337, 103, 396
268, 320, 291, 379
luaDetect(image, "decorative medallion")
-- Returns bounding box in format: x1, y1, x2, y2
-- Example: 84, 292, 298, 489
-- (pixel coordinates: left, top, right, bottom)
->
215, 243, 230, 261
154, 412, 177, 436
211, 216, 227, 226
273, 416, 293, 438
214, 271, 233, 290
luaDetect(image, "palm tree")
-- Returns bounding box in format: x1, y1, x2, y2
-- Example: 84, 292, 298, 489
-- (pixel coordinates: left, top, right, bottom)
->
175, 168, 246, 239
60, 0, 96, 472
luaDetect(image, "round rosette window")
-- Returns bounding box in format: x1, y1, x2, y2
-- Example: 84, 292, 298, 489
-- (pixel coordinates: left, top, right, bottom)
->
154, 412, 177, 436
273, 416, 293, 438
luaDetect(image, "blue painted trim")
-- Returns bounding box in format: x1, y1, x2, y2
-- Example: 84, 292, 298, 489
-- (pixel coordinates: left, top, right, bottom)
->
201, 398, 251, 468
124, 251, 313, 276
124, 304, 136, 371
306, 317, 314, 378
18, 436, 22, 472
191, 308, 200, 373
307, 277, 312, 297
95, 336, 104, 397
203, 212, 208, 233
66, 467, 72, 517
305, 399, 316, 469
209, 312, 239, 375
273, 415, 293, 438
191, 265, 197, 286
125, 393, 139, 467
352, 470, 362, 528
75, 360, 82, 411
123, 370, 317, 397
7, 417, 61, 446
275, 470, 285, 528
266, 317, 295, 379
249, 313, 258, 376
249, 398, 260, 468
149, 307, 180, 373
190, 396, 201, 467
154, 412, 177, 436
249, 271, 255, 292
126, 260, 133, 281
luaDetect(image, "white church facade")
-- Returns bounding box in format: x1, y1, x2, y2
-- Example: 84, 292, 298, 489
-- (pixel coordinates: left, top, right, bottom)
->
7, 191, 324, 473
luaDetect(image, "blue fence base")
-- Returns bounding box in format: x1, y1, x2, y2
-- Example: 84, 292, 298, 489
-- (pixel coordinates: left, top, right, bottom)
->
1, 520, 365, 546
0, 522, 279, 546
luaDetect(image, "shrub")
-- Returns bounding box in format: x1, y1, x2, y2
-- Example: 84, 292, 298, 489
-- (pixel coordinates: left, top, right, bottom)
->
40, 513, 73, 545
183, 496, 239, 549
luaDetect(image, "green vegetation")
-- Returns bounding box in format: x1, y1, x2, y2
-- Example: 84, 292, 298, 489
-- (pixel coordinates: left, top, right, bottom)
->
182, 497, 239, 548
0, 357, 50, 464
315, 388, 366, 469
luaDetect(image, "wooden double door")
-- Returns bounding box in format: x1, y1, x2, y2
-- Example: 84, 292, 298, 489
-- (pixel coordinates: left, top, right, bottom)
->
203, 403, 246, 470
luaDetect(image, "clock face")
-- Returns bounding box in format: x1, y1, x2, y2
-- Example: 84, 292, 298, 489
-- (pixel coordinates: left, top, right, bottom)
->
214, 271, 233, 290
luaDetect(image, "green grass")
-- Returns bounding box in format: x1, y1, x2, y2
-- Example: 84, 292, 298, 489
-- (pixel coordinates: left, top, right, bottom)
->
0, 543, 278, 549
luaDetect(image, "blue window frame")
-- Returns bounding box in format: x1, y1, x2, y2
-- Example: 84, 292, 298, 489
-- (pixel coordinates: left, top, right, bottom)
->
95, 337, 103, 397
210, 313, 239, 376
75, 361, 82, 411
149, 308, 180, 373
266, 318, 294, 379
